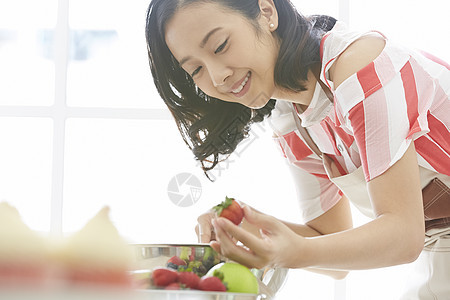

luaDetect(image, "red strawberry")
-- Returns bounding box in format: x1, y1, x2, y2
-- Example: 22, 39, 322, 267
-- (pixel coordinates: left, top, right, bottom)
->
166, 255, 187, 269
213, 196, 244, 225
198, 276, 227, 292
178, 271, 200, 289
165, 282, 182, 290
151, 268, 178, 287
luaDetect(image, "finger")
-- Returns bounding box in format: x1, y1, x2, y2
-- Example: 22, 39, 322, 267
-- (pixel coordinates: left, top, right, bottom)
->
215, 217, 267, 255
242, 205, 281, 232
195, 224, 210, 243
210, 230, 217, 241
197, 218, 214, 243
210, 240, 221, 254
213, 219, 262, 263
195, 224, 199, 236
212, 218, 234, 245
212, 222, 261, 268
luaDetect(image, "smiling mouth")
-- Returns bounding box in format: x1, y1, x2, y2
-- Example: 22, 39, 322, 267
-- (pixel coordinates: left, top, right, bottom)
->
231, 72, 251, 96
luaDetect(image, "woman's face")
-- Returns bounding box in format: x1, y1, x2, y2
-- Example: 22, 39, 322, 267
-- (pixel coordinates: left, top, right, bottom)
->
165, 1, 279, 109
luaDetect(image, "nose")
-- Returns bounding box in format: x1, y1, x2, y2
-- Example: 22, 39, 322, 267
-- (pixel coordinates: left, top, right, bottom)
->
206, 61, 232, 88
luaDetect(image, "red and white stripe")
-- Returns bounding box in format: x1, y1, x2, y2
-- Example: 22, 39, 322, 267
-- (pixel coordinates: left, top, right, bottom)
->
269, 22, 450, 222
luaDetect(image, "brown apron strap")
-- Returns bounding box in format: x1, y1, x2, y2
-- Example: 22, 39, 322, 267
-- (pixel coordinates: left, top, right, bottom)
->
311, 63, 334, 102
423, 178, 450, 231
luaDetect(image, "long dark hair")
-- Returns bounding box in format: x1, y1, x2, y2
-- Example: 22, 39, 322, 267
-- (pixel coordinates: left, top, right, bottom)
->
145, 0, 336, 179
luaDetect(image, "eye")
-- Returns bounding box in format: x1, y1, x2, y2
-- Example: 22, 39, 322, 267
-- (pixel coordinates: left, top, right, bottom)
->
191, 66, 202, 77
214, 38, 228, 54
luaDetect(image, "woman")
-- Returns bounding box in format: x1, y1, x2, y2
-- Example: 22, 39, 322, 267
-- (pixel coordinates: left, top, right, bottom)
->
145, 0, 450, 298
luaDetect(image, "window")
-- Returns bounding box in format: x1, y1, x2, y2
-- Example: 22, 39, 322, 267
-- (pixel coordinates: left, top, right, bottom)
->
0, 0, 448, 299
0, 0, 57, 106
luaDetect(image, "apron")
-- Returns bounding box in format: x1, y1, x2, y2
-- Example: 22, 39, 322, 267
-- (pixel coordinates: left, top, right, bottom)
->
322, 155, 450, 299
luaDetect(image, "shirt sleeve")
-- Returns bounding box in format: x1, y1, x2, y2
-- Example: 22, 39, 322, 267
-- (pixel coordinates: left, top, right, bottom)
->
336, 45, 445, 181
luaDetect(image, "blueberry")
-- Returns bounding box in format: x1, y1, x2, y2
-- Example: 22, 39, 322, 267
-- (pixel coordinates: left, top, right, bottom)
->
166, 262, 179, 270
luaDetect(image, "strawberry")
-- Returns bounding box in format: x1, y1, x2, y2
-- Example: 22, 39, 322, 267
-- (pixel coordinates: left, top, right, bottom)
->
213, 196, 244, 225
198, 276, 227, 292
166, 255, 187, 270
178, 271, 200, 289
165, 282, 182, 290
67, 268, 132, 287
151, 268, 178, 287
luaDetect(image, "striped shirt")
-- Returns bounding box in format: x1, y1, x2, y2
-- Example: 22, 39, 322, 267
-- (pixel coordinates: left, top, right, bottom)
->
269, 22, 450, 223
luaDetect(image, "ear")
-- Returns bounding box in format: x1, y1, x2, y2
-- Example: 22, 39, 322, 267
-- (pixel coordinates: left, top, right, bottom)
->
258, 0, 278, 32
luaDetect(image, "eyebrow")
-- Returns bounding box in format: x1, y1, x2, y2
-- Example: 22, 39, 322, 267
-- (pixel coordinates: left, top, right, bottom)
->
179, 27, 223, 67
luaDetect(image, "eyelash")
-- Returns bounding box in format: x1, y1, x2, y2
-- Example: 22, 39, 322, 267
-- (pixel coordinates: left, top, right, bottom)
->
214, 38, 228, 54
191, 67, 201, 77
191, 38, 229, 78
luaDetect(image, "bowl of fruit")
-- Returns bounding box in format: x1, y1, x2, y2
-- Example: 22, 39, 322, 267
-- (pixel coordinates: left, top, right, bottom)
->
128, 197, 288, 299
128, 243, 287, 299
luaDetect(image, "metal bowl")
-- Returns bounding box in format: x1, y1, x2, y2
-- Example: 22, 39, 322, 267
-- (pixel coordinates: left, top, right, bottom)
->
128, 244, 288, 299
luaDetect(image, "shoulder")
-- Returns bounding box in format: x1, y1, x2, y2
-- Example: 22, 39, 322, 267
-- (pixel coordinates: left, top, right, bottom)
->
329, 35, 386, 89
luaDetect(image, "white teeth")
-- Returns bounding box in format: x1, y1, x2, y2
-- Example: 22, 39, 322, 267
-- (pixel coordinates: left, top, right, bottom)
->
232, 72, 250, 94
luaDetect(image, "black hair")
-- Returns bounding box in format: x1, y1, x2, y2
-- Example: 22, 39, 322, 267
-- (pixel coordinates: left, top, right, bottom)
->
145, 0, 336, 179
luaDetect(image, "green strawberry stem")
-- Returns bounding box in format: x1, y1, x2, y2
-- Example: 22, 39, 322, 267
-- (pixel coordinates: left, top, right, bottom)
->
213, 196, 234, 216
212, 270, 228, 290
212, 270, 224, 281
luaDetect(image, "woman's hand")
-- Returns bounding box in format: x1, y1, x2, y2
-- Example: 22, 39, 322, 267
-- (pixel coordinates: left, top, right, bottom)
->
195, 209, 216, 243
210, 205, 306, 269
195, 201, 260, 243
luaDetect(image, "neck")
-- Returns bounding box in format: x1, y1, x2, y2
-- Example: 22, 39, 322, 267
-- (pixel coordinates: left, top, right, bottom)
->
271, 70, 317, 108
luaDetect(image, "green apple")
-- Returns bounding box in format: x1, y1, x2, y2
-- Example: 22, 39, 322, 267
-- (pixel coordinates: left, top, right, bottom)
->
206, 262, 259, 294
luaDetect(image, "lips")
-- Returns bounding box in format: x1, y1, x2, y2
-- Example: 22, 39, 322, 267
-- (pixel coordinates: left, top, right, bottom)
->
230, 72, 251, 98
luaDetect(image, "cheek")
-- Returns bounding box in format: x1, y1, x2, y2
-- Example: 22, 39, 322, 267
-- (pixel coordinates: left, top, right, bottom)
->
196, 80, 224, 100
195, 77, 213, 94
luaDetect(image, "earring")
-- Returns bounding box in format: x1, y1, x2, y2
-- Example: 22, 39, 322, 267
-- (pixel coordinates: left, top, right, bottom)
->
269, 23, 275, 29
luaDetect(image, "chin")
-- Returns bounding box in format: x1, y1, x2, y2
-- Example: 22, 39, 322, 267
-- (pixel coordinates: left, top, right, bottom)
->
248, 104, 265, 109
247, 97, 270, 109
